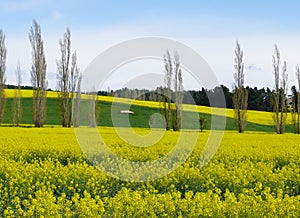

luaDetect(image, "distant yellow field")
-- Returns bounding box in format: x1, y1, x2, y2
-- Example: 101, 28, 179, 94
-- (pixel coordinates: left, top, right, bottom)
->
4, 89, 291, 125
4, 89, 59, 98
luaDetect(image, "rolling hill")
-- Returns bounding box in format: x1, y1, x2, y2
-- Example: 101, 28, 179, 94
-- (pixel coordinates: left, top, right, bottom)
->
2, 89, 294, 132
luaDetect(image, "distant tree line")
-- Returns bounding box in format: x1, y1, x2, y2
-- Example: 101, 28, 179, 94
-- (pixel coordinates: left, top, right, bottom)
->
6, 83, 276, 112
98, 85, 275, 112
6, 84, 52, 91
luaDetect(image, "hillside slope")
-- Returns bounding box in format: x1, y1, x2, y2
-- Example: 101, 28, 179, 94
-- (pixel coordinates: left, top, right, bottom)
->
3, 89, 293, 132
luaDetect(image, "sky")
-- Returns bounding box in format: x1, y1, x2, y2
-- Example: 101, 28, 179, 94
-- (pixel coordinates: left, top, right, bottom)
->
1, 0, 300, 91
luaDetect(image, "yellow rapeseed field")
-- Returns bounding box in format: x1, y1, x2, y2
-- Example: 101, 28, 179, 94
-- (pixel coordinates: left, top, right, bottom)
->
0, 127, 299, 216
4, 89, 59, 98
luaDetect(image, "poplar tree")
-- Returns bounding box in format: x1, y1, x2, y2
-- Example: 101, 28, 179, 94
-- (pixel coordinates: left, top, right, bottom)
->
272, 45, 288, 134
233, 41, 248, 133
0, 30, 7, 125
12, 61, 22, 126
163, 50, 173, 130
29, 20, 47, 127
57, 28, 80, 127
173, 51, 183, 131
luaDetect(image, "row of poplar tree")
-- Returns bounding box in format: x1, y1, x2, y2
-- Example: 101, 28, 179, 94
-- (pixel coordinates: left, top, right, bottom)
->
0, 19, 186, 131
0, 20, 82, 128
109, 42, 300, 134
155, 41, 300, 134
233, 41, 300, 134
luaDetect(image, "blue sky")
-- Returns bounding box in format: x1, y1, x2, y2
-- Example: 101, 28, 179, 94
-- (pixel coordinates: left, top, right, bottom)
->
1, 0, 300, 90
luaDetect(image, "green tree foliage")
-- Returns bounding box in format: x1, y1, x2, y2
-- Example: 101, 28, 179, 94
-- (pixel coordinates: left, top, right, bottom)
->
291, 85, 298, 133
199, 117, 206, 132
291, 65, 300, 134
247, 87, 272, 111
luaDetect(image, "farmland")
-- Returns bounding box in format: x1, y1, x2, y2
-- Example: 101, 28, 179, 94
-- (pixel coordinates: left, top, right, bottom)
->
2, 89, 294, 132
0, 90, 300, 217
2, 1, 300, 217
0, 128, 300, 216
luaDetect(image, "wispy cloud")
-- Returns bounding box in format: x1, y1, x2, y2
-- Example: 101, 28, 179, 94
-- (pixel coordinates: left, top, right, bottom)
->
245, 64, 262, 71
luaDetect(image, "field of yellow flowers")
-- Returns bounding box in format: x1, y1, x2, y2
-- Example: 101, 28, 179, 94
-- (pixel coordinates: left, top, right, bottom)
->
0, 127, 300, 217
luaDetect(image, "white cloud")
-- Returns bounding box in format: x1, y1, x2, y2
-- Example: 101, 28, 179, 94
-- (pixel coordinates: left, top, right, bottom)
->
245, 64, 262, 71
51, 10, 62, 21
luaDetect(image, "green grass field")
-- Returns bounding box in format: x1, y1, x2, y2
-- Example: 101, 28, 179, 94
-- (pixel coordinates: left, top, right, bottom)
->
2, 89, 294, 132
